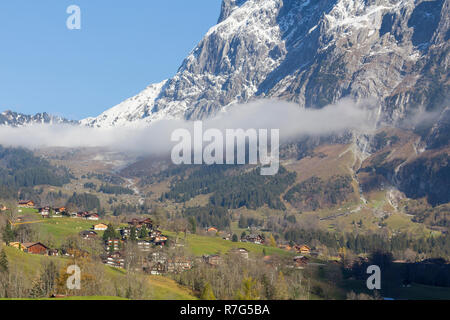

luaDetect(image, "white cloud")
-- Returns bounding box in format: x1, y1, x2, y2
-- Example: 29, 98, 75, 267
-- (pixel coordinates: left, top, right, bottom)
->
0, 98, 377, 153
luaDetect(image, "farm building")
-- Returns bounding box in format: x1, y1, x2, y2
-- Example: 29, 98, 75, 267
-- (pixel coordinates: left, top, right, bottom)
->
93, 223, 108, 231
22, 242, 49, 255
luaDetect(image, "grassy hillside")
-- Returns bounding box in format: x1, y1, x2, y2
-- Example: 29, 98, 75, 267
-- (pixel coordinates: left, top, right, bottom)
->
2, 245, 197, 300
165, 231, 292, 257
148, 276, 197, 300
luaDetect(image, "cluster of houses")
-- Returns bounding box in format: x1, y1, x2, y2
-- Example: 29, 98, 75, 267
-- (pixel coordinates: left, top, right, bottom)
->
101, 218, 169, 269
70, 211, 100, 220
37, 205, 100, 221
241, 234, 265, 245
38, 206, 66, 218
279, 244, 313, 255
9, 201, 316, 273
143, 252, 193, 275
8, 241, 84, 258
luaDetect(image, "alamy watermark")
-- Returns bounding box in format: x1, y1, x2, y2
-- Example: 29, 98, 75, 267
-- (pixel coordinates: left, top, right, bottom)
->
171, 121, 280, 175
66, 5, 81, 30
66, 265, 81, 290
366, 265, 381, 290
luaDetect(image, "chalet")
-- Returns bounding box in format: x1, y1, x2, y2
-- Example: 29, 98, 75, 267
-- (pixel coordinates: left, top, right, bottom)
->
77, 212, 90, 219
93, 223, 108, 231
48, 249, 59, 256
203, 254, 222, 267
22, 242, 49, 255
54, 207, 66, 214
104, 252, 125, 268
293, 256, 309, 268
207, 227, 218, 233
79, 230, 98, 240
140, 218, 153, 229
296, 245, 311, 255
18, 200, 35, 208
143, 252, 169, 275
144, 261, 166, 275
39, 207, 50, 217
242, 234, 264, 245
60, 249, 75, 257
86, 214, 99, 221
229, 248, 249, 260
128, 218, 153, 229
119, 227, 131, 238
167, 257, 193, 273
150, 251, 168, 264
152, 235, 168, 246
150, 230, 162, 237
106, 239, 121, 252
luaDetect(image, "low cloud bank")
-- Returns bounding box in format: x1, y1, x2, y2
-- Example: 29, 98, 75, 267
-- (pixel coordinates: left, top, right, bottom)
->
0, 99, 377, 153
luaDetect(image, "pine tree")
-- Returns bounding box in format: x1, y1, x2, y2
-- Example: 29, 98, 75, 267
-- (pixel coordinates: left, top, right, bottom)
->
0, 249, 8, 273
102, 224, 117, 241
139, 225, 148, 239
130, 226, 137, 242
188, 217, 197, 234
200, 282, 216, 300
2, 222, 14, 245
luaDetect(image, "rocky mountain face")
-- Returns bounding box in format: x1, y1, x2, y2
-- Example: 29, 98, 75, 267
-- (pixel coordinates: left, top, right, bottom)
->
83, 0, 449, 129
0, 110, 77, 127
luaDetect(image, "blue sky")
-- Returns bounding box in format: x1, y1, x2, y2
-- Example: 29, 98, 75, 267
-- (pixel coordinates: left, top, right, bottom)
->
0, 1, 222, 120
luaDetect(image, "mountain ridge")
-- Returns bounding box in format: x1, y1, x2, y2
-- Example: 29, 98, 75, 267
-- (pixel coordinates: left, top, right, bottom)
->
0, 110, 77, 127
80, 0, 449, 129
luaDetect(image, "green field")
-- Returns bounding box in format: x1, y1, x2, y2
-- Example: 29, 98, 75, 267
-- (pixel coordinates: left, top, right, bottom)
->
165, 231, 293, 257
2, 245, 197, 300
148, 276, 197, 300
14, 210, 122, 246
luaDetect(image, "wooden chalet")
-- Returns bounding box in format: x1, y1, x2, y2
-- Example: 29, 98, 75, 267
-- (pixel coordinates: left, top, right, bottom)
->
293, 255, 309, 268
104, 252, 125, 268
229, 248, 249, 259
106, 239, 121, 252
86, 214, 99, 221
242, 234, 264, 244
128, 218, 153, 229
79, 230, 98, 239
22, 242, 49, 255
203, 254, 222, 267
167, 257, 193, 273
207, 227, 218, 233
18, 200, 35, 208
144, 261, 166, 275
93, 223, 108, 231
296, 245, 311, 255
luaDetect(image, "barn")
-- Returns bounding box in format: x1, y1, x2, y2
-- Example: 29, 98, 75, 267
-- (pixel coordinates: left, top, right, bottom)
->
22, 242, 49, 255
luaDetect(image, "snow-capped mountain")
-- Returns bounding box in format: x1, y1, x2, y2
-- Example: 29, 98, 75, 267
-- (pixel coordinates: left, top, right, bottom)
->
80, 81, 168, 127
80, 0, 448, 128
0, 110, 77, 127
